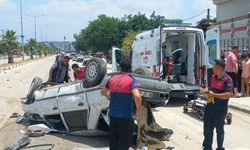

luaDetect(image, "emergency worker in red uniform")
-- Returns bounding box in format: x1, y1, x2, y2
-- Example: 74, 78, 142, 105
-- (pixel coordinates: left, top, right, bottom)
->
200, 59, 233, 150
101, 60, 142, 150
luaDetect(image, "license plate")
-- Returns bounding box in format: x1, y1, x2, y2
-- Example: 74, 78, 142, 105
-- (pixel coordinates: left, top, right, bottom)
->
140, 91, 151, 97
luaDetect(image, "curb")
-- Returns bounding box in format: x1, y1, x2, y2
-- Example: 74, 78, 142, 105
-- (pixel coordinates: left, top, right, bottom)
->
0, 63, 23, 73
229, 104, 250, 114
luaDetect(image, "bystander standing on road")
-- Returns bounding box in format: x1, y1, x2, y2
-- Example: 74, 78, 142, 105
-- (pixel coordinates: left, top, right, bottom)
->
241, 53, 250, 97
225, 46, 240, 97
200, 59, 233, 150
96, 52, 107, 64
101, 60, 142, 150
71, 63, 85, 81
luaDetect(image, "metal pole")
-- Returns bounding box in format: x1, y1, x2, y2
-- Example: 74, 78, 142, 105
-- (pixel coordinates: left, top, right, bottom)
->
45, 25, 48, 42
34, 17, 37, 40
63, 36, 65, 51
207, 8, 210, 25
40, 25, 43, 42
26, 14, 44, 41
0, 29, 4, 39
20, 0, 25, 60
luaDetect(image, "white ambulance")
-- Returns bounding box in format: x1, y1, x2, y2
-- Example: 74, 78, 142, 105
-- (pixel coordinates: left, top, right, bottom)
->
113, 23, 208, 99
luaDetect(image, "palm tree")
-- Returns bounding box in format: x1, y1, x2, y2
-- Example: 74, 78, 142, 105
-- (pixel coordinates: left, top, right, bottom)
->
0, 29, 19, 63
26, 38, 38, 59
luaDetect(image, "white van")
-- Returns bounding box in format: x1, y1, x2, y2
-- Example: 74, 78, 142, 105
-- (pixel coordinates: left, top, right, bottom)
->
113, 23, 208, 99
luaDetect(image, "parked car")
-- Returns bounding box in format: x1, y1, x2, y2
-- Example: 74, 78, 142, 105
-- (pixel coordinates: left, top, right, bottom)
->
82, 55, 93, 65
76, 55, 84, 62
69, 53, 77, 60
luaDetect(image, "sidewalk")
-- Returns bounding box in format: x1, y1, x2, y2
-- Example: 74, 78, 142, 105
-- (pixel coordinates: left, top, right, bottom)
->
0, 56, 30, 65
0, 55, 54, 73
229, 97, 250, 114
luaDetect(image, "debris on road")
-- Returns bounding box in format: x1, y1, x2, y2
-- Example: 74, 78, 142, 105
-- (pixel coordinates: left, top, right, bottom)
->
4, 136, 30, 150
28, 124, 57, 134
26, 129, 45, 137
10, 112, 20, 118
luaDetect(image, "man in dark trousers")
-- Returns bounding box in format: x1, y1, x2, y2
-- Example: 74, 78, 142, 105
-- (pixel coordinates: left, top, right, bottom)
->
201, 59, 233, 150
101, 60, 142, 150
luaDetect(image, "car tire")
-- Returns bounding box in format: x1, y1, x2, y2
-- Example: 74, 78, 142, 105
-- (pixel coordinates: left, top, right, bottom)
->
85, 58, 107, 87
27, 77, 43, 100
133, 68, 151, 76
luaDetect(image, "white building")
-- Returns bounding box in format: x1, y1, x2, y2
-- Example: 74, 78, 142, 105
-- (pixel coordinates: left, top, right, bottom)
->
214, 0, 250, 21
209, 0, 250, 53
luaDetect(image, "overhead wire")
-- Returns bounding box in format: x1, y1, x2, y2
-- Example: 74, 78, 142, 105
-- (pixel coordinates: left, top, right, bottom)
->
183, 9, 208, 22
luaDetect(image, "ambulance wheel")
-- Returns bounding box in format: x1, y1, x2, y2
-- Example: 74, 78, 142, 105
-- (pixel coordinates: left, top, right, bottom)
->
133, 68, 151, 77
85, 58, 107, 87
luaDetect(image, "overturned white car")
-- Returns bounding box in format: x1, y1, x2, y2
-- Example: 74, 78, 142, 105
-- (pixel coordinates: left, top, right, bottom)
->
21, 58, 171, 135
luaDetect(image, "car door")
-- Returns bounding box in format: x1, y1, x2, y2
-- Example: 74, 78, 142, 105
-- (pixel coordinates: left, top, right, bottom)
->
32, 88, 60, 116
57, 83, 90, 132
112, 47, 123, 72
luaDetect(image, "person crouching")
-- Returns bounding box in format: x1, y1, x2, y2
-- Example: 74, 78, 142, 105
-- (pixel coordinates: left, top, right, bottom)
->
71, 63, 85, 81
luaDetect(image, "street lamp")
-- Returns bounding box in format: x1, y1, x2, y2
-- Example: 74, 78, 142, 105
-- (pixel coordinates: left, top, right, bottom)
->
26, 14, 44, 41
0, 29, 4, 39
20, 0, 24, 60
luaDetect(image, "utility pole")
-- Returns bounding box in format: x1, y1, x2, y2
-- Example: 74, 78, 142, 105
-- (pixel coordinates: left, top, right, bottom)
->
204, 8, 210, 38
0, 29, 4, 39
63, 36, 66, 51
34, 17, 37, 40
207, 8, 210, 25
40, 25, 43, 42
26, 14, 44, 40
20, 0, 25, 60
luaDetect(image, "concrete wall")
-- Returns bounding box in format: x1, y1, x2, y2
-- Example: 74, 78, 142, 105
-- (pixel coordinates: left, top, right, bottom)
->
216, 0, 250, 21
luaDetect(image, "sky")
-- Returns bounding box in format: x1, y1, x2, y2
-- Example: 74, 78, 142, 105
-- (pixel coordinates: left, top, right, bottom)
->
0, 0, 216, 42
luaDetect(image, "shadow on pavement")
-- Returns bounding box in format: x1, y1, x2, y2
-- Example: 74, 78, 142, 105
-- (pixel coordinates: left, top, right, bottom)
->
182, 111, 204, 122
165, 97, 189, 107
50, 133, 109, 148
166, 146, 175, 149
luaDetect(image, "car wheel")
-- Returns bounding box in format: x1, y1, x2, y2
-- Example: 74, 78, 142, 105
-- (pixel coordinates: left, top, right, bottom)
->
85, 58, 107, 87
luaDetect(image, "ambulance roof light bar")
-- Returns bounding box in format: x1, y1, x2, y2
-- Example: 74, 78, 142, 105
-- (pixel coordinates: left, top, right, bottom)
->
164, 23, 193, 27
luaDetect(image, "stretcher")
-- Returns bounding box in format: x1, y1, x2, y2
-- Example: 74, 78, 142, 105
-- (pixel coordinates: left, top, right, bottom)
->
183, 94, 232, 125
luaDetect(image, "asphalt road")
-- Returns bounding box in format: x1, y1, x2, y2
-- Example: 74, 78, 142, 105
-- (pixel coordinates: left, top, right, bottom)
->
0, 57, 249, 150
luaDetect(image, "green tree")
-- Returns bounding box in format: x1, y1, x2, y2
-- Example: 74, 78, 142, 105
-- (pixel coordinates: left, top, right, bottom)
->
74, 12, 183, 58
0, 29, 19, 63
26, 38, 38, 59
73, 29, 86, 53
76, 15, 129, 56
149, 11, 166, 28
122, 31, 139, 56
127, 12, 151, 31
